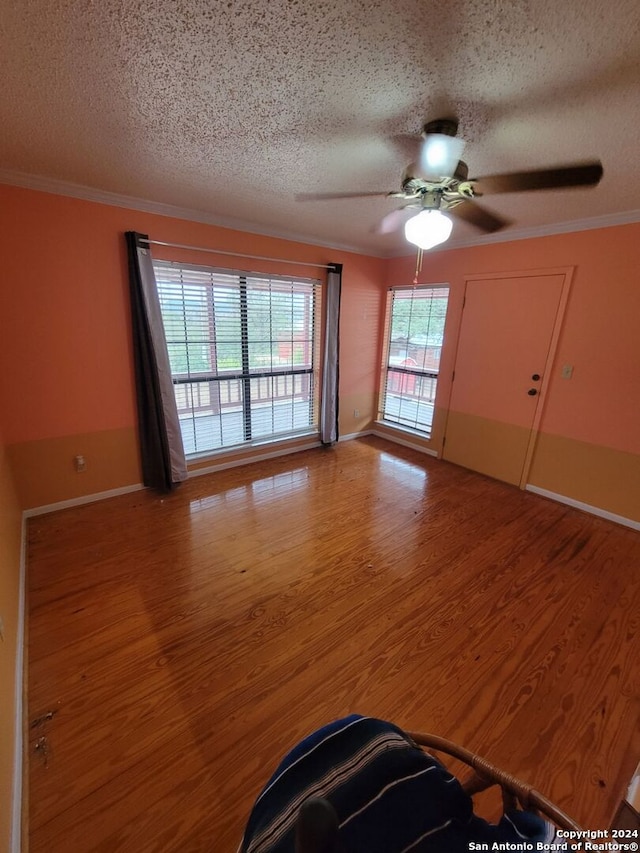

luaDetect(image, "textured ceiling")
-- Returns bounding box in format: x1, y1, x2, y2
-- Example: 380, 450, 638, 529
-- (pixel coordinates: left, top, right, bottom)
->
1, 0, 639, 256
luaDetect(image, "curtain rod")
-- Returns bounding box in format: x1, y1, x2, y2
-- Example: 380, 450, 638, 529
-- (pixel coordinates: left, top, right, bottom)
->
139, 238, 334, 270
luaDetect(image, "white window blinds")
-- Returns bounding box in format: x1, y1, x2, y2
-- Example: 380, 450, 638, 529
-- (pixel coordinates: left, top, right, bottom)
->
154, 261, 322, 456
380, 286, 449, 438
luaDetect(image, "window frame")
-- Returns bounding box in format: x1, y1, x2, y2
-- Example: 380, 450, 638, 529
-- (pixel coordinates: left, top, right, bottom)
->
378, 284, 450, 440
153, 260, 322, 458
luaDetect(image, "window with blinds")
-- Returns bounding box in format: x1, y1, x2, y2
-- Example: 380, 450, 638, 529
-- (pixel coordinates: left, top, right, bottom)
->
153, 261, 321, 457
379, 286, 449, 438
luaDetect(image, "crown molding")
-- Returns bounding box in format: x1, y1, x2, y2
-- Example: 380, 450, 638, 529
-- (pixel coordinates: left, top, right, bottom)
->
388, 207, 640, 257
0, 169, 371, 258
1, 168, 639, 260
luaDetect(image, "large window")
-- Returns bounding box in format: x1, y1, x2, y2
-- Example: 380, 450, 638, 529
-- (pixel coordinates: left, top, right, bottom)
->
154, 261, 321, 456
379, 285, 449, 438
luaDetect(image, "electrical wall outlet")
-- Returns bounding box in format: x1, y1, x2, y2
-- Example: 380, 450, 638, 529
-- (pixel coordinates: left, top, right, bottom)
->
74, 454, 87, 473
354, 409, 360, 418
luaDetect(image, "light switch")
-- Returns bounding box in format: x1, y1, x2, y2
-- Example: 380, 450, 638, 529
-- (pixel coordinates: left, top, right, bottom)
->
561, 364, 574, 380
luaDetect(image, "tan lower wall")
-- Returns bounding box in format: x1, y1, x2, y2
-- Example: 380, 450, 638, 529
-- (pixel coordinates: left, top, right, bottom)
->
339, 389, 376, 436
377, 413, 640, 525
10, 425, 357, 511
442, 411, 533, 487
8, 427, 141, 510
0, 438, 23, 852
528, 432, 640, 524
10, 416, 639, 525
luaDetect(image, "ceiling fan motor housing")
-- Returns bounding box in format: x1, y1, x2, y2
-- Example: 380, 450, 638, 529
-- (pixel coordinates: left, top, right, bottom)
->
422, 117, 459, 138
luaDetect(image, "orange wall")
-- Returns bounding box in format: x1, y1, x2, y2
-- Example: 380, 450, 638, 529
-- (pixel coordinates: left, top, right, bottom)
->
1, 180, 637, 522
386, 224, 640, 521
2, 181, 637, 852
0, 183, 385, 508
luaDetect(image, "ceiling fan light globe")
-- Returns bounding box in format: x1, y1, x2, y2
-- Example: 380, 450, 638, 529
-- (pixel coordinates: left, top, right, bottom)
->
425, 138, 449, 170
420, 133, 465, 179
404, 210, 453, 250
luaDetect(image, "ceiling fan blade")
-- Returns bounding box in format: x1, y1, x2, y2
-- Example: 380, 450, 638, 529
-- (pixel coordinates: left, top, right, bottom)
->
296, 190, 393, 201
471, 162, 603, 195
449, 201, 510, 233
374, 207, 417, 234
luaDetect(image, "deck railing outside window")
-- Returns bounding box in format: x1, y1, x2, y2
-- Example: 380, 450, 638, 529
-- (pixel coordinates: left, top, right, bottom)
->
379, 286, 449, 438
154, 261, 321, 456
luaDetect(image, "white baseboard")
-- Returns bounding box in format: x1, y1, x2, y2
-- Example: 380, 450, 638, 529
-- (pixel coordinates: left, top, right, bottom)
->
525, 485, 640, 531
187, 438, 322, 478
23, 441, 328, 513
11, 516, 27, 853
24, 436, 374, 513
338, 430, 373, 442
370, 427, 439, 458
23, 483, 144, 518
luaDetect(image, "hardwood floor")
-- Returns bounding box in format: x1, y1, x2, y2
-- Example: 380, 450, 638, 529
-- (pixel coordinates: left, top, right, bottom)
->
27, 436, 640, 851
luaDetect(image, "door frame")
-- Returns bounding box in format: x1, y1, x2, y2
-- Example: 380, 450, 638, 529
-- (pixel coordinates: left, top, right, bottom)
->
441, 266, 575, 488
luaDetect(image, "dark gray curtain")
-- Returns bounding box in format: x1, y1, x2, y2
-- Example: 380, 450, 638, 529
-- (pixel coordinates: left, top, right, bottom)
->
320, 263, 342, 444
125, 232, 187, 491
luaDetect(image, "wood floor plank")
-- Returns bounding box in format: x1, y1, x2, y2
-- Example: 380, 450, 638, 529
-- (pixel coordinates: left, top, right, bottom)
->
27, 436, 640, 850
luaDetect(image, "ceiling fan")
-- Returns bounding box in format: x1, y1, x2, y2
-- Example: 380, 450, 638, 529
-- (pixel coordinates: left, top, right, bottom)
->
297, 118, 603, 250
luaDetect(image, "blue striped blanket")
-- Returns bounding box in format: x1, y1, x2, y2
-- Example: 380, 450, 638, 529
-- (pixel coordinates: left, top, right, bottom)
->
240, 715, 558, 852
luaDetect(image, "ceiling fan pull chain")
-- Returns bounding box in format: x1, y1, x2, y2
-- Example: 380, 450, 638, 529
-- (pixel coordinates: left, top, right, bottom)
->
413, 247, 423, 285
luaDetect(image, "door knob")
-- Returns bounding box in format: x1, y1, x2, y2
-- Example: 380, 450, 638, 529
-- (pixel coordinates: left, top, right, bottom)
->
527, 388, 538, 396
531, 373, 541, 381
